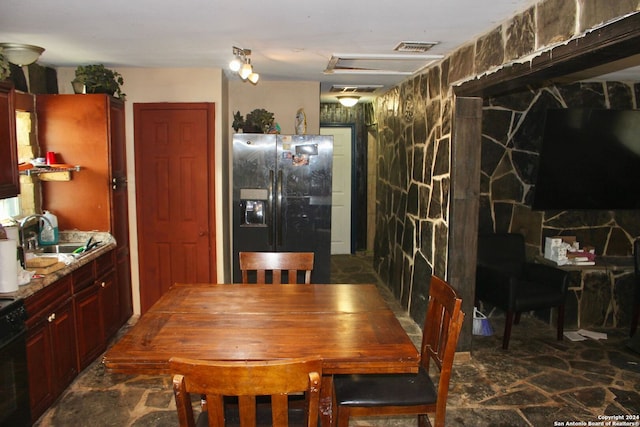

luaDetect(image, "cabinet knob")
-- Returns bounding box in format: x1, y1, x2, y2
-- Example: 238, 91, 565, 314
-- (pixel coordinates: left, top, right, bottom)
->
101, 281, 106, 288
48, 313, 56, 322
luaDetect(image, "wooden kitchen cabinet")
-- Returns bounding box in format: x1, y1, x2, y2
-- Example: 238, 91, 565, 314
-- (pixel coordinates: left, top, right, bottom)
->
25, 248, 120, 422
73, 249, 118, 371
0, 82, 19, 199
36, 94, 132, 325
25, 275, 78, 423
73, 262, 104, 371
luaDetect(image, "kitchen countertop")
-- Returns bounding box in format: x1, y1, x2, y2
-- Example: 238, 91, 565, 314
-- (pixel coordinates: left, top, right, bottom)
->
3, 230, 117, 300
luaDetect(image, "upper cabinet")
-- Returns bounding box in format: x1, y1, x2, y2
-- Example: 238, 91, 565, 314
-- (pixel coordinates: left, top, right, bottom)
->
36, 94, 124, 231
0, 82, 19, 199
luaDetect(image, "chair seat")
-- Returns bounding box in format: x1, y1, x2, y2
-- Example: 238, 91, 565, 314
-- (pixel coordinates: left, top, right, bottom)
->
334, 367, 436, 407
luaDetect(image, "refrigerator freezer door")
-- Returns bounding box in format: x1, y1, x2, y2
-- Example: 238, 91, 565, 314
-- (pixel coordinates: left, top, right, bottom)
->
232, 134, 277, 279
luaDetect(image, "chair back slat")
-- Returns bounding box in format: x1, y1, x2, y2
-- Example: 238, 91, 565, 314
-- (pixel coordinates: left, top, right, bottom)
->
170, 357, 323, 427
239, 252, 314, 284
421, 275, 465, 423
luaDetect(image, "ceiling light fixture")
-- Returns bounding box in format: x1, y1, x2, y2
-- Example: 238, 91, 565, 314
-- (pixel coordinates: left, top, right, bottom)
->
229, 46, 259, 84
0, 42, 44, 66
337, 96, 360, 107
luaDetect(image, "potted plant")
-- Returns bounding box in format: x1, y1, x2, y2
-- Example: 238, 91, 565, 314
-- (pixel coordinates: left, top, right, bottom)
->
0, 48, 10, 81
244, 108, 274, 133
73, 64, 125, 99
232, 111, 245, 132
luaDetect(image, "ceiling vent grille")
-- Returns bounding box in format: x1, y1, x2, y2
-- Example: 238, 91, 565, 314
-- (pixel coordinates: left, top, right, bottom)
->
330, 85, 383, 94
394, 41, 439, 53
324, 53, 443, 75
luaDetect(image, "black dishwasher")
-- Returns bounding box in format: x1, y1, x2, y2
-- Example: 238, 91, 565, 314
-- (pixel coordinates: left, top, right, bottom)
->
0, 297, 30, 427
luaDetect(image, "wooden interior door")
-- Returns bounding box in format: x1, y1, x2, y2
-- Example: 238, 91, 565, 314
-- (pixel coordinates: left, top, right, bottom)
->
134, 103, 216, 313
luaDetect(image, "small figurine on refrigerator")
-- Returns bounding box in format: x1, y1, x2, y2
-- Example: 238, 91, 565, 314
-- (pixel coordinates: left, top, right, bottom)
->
295, 108, 306, 135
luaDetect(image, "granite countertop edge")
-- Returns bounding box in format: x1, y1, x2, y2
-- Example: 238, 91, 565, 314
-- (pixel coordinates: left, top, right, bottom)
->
4, 230, 117, 301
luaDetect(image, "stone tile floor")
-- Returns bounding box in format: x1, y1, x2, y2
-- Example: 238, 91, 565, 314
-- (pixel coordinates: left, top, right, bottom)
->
35, 254, 640, 426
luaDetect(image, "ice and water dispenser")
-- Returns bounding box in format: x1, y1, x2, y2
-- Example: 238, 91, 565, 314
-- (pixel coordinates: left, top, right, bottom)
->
239, 188, 269, 226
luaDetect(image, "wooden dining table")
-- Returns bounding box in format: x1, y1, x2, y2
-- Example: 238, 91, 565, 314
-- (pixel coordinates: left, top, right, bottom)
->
103, 283, 420, 426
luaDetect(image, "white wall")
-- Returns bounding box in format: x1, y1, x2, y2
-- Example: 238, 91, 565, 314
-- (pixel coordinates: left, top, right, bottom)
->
229, 80, 320, 134
57, 67, 228, 315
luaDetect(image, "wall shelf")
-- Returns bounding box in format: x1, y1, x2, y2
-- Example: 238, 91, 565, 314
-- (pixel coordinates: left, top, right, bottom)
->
20, 165, 81, 176
19, 165, 81, 180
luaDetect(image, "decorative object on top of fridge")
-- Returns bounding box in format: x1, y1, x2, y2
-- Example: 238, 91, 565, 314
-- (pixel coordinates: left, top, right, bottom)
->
232, 111, 244, 132
295, 108, 306, 135
244, 108, 275, 133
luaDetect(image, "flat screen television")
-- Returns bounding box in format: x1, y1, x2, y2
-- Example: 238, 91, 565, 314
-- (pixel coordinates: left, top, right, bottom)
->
532, 108, 640, 210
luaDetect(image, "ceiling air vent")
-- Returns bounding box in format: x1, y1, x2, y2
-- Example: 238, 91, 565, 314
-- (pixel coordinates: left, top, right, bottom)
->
330, 85, 383, 94
324, 53, 443, 75
394, 41, 439, 53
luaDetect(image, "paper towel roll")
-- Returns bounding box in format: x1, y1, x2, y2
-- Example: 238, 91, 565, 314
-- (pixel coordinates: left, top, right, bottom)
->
0, 239, 18, 293
4, 226, 18, 241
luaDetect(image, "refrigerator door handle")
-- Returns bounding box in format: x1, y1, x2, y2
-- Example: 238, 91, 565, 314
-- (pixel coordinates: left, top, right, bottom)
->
276, 169, 283, 246
268, 169, 274, 246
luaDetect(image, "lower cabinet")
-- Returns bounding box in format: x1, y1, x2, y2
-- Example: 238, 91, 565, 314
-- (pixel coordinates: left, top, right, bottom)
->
26, 248, 123, 422
74, 250, 118, 370
25, 275, 78, 423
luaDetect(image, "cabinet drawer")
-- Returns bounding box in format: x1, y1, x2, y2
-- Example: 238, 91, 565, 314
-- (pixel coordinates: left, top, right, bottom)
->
72, 262, 95, 293
25, 276, 72, 326
95, 250, 115, 277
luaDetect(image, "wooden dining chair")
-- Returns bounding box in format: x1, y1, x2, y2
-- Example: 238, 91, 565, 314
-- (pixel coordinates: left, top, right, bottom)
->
332, 275, 465, 427
170, 356, 323, 427
239, 251, 314, 284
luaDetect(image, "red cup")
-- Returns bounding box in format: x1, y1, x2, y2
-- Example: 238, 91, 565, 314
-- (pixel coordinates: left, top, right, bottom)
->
45, 151, 57, 165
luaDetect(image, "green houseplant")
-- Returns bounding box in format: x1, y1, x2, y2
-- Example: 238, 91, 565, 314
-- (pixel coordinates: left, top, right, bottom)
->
73, 64, 125, 99
232, 111, 245, 132
244, 108, 274, 133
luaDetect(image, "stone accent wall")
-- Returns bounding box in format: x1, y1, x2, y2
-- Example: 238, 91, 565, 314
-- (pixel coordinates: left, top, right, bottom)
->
373, 75, 452, 324
372, 0, 640, 329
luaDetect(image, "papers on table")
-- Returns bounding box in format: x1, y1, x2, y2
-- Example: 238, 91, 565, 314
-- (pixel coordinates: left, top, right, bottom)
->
564, 329, 608, 341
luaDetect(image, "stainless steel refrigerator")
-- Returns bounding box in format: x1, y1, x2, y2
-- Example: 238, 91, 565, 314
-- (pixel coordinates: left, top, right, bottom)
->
232, 134, 333, 283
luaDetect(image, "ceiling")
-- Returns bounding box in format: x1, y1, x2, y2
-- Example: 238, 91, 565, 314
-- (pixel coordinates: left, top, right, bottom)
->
1, 0, 637, 103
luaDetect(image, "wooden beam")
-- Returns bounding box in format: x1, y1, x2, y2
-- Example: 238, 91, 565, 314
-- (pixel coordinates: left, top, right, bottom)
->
456, 12, 640, 97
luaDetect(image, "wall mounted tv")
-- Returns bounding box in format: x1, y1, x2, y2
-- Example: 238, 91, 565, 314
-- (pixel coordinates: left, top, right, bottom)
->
532, 108, 640, 210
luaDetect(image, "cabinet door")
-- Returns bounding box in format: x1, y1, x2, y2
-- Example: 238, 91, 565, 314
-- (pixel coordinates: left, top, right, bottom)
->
0, 82, 19, 199
26, 318, 55, 422
74, 284, 105, 370
99, 269, 119, 340
50, 300, 78, 391
37, 94, 110, 231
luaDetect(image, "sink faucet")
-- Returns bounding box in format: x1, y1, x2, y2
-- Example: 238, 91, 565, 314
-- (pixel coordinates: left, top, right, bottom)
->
19, 214, 54, 250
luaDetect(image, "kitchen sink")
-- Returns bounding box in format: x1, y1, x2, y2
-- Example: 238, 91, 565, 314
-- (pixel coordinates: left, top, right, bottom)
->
34, 243, 86, 255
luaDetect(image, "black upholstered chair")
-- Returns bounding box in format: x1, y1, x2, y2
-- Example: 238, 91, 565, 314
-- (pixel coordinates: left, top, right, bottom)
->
631, 238, 640, 337
475, 233, 570, 350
